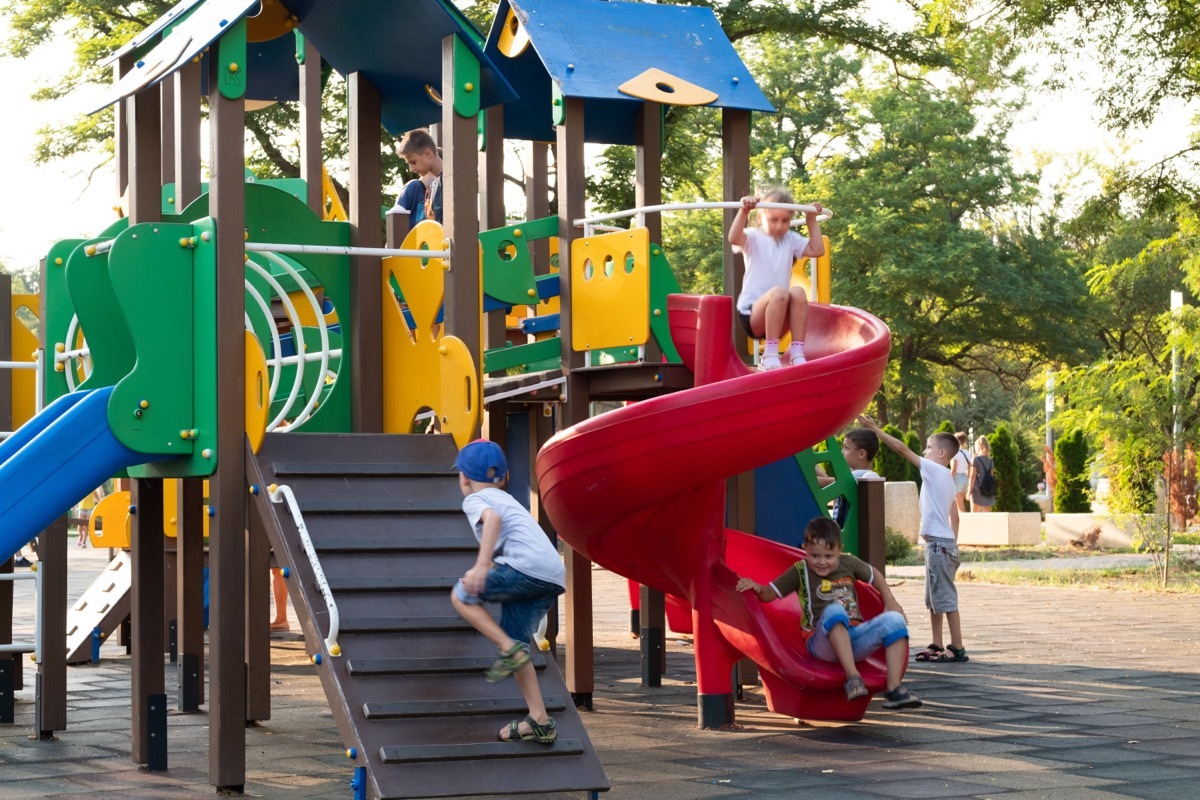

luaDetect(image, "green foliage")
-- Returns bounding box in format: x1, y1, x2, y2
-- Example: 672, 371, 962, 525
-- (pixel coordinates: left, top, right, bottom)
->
884, 528, 914, 564
989, 425, 1022, 512
903, 429, 923, 487
1013, 427, 1045, 512
1054, 430, 1092, 513
935, 419, 954, 434
1103, 436, 1158, 515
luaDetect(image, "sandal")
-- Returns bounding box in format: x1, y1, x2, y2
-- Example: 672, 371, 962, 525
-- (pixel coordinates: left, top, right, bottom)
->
882, 686, 923, 710
485, 641, 531, 683
914, 643, 944, 662
498, 714, 557, 744
931, 645, 969, 662
843, 675, 868, 701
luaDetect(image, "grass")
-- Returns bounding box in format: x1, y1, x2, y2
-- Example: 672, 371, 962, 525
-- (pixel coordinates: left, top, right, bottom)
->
957, 562, 1200, 593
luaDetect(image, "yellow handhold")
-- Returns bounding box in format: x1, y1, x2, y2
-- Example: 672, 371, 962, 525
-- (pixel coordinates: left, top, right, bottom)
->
618, 68, 719, 107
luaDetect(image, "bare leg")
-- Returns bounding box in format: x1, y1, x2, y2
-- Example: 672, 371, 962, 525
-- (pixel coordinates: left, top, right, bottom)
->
786, 285, 808, 343
929, 611, 944, 649
750, 287, 790, 340
826, 623, 860, 679
946, 610, 963, 651
884, 639, 907, 691
500, 662, 551, 739
955, 491, 967, 512
270, 568, 290, 631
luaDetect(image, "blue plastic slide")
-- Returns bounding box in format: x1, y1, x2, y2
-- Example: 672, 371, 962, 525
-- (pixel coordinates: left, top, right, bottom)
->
0, 387, 145, 560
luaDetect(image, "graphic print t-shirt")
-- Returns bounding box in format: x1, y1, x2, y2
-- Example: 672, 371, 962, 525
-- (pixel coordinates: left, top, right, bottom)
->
768, 553, 875, 632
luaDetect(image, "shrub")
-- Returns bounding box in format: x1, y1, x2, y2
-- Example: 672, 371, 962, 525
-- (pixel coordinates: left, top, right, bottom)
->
990, 425, 1022, 512
884, 528, 913, 563
1053, 429, 1091, 513
1104, 435, 1157, 514
903, 429, 923, 487
934, 419, 954, 434
875, 424, 913, 482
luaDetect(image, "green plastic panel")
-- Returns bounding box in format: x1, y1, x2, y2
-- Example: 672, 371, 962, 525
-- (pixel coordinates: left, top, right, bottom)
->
452, 35, 481, 118
648, 244, 682, 363
483, 337, 561, 374
64, 241, 137, 393
794, 438, 861, 555
217, 18, 248, 101
163, 177, 308, 215
479, 216, 558, 305
106, 222, 197, 464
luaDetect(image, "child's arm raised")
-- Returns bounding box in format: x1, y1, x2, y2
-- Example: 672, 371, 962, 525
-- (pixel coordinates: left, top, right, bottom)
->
728, 195, 757, 248
857, 414, 920, 469
801, 203, 825, 258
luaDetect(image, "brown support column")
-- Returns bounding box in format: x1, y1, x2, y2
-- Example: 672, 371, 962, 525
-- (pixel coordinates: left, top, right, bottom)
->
126, 82, 166, 766
555, 96, 594, 705
209, 56, 248, 791
177, 478, 205, 710
173, 62, 202, 213
857, 478, 887, 572
442, 35, 481, 428
160, 76, 176, 189
481, 105, 507, 362
130, 478, 165, 764
348, 72, 383, 433
114, 56, 132, 201
0, 273, 9, 429
245, 506, 270, 722
299, 38, 323, 216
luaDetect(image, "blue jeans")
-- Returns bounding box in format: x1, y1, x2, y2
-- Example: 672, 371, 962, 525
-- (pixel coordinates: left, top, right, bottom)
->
453, 564, 563, 645
806, 602, 908, 663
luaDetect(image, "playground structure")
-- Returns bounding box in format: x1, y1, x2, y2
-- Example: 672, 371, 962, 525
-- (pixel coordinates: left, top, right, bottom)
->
0, 0, 896, 798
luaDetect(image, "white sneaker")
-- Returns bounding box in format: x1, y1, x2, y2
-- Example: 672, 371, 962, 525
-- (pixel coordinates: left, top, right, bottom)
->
758, 354, 782, 371
788, 345, 806, 365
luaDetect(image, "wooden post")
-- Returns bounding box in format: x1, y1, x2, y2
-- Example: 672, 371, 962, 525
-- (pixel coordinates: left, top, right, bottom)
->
245, 505, 270, 722
857, 478, 887, 572
177, 478, 205, 710
127, 81, 167, 766
173, 62, 202, 212
481, 105, 507, 363
208, 53, 247, 792
555, 96, 594, 706
299, 38, 323, 217
348, 72, 383, 433
442, 34, 481, 432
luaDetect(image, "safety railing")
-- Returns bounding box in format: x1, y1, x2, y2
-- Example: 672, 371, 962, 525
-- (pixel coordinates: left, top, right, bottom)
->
0, 567, 41, 661
267, 483, 340, 657
575, 200, 832, 237
0, 351, 42, 439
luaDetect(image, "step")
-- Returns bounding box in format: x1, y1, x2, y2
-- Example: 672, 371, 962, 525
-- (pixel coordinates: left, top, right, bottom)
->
311, 537, 477, 554
326, 576, 459, 592
298, 499, 461, 514
347, 654, 548, 677
339, 616, 473, 633
364, 695, 567, 720
379, 739, 584, 764
273, 462, 457, 478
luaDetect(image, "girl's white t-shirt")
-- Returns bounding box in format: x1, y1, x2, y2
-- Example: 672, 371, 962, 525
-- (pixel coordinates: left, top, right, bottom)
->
733, 228, 810, 315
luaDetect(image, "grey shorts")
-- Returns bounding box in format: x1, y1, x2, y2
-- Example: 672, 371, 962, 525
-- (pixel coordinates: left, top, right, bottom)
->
923, 539, 960, 614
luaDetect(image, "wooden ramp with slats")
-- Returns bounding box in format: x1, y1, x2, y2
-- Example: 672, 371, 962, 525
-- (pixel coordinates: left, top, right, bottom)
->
247, 432, 608, 800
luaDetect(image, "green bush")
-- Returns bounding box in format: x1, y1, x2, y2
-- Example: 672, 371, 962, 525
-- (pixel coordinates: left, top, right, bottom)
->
904, 429, 923, 487
1105, 435, 1158, 514
1054, 429, 1091, 513
935, 419, 954, 434
884, 528, 914, 563
990, 425, 1022, 512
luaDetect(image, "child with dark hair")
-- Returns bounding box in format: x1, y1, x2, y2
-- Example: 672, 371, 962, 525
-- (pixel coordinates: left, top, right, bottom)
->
817, 427, 881, 527
735, 517, 921, 710
394, 128, 443, 224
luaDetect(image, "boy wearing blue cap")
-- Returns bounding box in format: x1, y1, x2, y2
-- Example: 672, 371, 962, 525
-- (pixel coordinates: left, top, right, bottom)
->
450, 439, 566, 744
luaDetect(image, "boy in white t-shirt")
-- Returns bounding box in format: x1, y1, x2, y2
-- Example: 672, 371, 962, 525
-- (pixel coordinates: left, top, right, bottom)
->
857, 415, 968, 663
450, 440, 566, 744
728, 189, 825, 370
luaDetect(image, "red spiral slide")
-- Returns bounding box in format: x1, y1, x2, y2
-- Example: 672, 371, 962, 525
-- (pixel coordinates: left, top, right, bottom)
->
536, 293, 896, 722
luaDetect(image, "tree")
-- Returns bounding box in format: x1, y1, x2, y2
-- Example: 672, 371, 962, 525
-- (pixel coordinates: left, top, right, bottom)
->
1053, 429, 1091, 513
809, 78, 1096, 429
875, 424, 914, 482
988, 425, 1022, 512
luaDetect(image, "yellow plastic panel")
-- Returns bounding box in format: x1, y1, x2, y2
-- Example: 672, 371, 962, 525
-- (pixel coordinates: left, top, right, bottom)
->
10, 296, 38, 429
90, 491, 132, 549
246, 0, 295, 42
497, 7, 531, 57
618, 68, 718, 107
321, 164, 347, 222
161, 479, 212, 539
570, 228, 650, 352
382, 220, 479, 448
245, 330, 269, 454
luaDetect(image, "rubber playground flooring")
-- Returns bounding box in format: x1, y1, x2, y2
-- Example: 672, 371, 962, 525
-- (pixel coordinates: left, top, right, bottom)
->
2, 546, 1199, 799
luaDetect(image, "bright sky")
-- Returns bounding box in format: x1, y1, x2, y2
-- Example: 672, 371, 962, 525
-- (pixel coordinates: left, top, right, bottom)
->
0, 11, 1194, 276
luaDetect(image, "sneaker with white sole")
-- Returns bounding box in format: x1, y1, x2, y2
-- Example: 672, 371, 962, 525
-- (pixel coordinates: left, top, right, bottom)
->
881, 686, 922, 710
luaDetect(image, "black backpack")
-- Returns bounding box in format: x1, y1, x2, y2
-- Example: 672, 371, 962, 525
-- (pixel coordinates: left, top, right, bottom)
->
976, 457, 998, 496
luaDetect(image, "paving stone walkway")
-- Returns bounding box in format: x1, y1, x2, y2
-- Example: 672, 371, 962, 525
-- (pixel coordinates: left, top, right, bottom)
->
0, 546, 1198, 799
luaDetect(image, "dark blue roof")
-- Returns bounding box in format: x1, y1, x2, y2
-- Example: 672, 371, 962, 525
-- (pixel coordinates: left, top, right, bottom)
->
484, 0, 773, 145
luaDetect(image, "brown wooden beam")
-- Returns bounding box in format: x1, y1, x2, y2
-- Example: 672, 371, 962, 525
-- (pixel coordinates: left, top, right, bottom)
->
173, 62, 202, 213
177, 478, 205, 710
299, 39, 323, 216
208, 55, 248, 791
130, 478, 165, 764
245, 505, 270, 722
348, 72, 383, 433
481, 104, 507, 363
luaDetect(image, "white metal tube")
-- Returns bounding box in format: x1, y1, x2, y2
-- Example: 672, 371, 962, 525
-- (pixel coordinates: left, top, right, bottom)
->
0, 361, 35, 370
484, 376, 567, 405
243, 260, 308, 430
244, 280, 285, 403
575, 201, 832, 227
248, 242, 450, 260
268, 484, 340, 656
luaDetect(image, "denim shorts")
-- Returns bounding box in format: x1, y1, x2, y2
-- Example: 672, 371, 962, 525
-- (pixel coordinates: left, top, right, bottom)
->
923, 539, 960, 614
953, 473, 969, 493
453, 563, 564, 645
806, 602, 909, 663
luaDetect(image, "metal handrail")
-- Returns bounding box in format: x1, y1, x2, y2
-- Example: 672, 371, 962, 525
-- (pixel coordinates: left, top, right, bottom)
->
575, 200, 832, 236
267, 484, 341, 657
0, 569, 41, 659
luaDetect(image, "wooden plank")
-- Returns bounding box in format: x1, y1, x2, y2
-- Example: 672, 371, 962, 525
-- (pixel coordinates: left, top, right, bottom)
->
348, 71, 383, 432
339, 616, 472, 634
347, 654, 547, 676
379, 739, 583, 764
364, 695, 566, 720
326, 576, 458, 592
297, 500, 461, 514
131, 477, 165, 764
310, 537, 477, 553
273, 462, 457, 477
